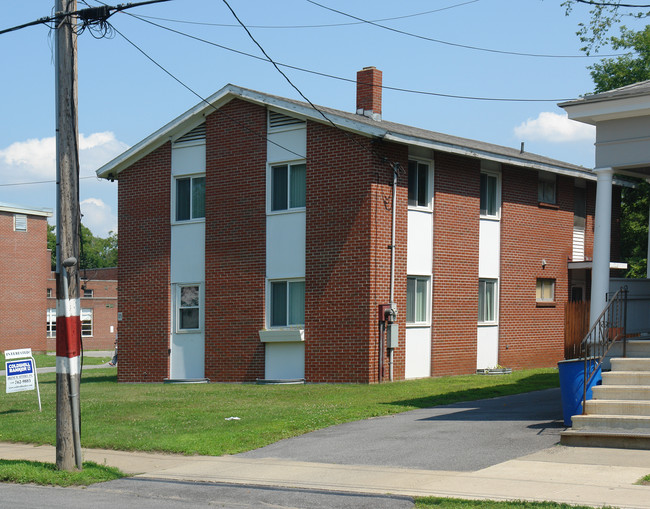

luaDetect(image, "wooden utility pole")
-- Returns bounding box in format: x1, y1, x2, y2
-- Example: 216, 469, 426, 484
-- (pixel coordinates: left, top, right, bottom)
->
55, 0, 82, 471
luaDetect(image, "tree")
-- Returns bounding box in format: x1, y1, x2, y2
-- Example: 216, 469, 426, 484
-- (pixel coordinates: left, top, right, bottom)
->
47, 223, 117, 270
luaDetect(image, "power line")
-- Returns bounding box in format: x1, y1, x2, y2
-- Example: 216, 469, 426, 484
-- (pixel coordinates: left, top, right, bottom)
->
134, 0, 481, 29
305, 0, 624, 58
574, 0, 650, 7
124, 13, 575, 102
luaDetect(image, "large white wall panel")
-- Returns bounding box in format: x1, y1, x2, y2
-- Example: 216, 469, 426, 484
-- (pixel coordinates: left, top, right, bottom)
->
405, 327, 431, 379
478, 219, 500, 278
171, 222, 205, 283
268, 128, 306, 163
477, 326, 499, 369
407, 210, 433, 275
265, 342, 305, 379
172, 144, 206, 175
266, 213, 306, 279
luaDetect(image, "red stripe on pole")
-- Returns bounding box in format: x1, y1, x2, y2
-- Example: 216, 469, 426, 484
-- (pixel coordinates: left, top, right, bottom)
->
56, 316, 82, 358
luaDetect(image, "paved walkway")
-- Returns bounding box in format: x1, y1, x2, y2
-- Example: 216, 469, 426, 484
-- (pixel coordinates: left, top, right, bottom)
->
1, 442, 649, 507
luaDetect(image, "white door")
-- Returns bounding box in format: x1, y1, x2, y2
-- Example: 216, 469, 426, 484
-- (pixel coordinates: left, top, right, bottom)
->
170, 283, 204, 379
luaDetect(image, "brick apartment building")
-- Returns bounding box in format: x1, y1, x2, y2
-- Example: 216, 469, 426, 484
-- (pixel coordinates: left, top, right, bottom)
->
97, 67, 618, 383
0, 204, 52, 353
0, 202, 118, 353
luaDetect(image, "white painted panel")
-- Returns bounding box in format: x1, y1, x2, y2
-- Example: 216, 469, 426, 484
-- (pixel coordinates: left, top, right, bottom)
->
267, 212, 306, 278
268, 128, 306, 163
479, 219, 500, 278
170, 333, 205, 379
573, 226, 585, 261
171, 223, 205, 283
476, 326, 499, 370
265, 342, 305, 379
405, 327, 431, 379
407, 210, 433, 275
172, 144, 206, 175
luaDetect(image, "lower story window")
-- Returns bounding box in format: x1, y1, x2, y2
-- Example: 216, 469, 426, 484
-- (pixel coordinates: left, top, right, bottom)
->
177, 285, 201, 331
478, 279, 498, 324
536, 278, 555, 303
81, 308, 93, 337
406, 276, 430, 324
269, 279, 305, 327
47, 308, 56, 338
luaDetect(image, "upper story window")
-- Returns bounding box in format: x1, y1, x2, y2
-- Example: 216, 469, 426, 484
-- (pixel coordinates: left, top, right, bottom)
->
271, 162, 306, 212
14, 214, 27, 232
83, 288, 94, 298
408, 160, 432, 208
478, 279, 498, 324
480, 172, 500, 218
81, 309, 93, 337
175, 175, 205, 222
538, 171, 557, 205
536, 278, 555, 303
269, 279, 305, 327
46, 308, 56, 338
406, 276, 430, 324
47, 288, 53, 298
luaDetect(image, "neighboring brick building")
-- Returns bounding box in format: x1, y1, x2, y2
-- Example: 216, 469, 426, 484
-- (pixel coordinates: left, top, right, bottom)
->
97, 67, 616, 383
46, 268, 118, 351
0, 203, 52, 353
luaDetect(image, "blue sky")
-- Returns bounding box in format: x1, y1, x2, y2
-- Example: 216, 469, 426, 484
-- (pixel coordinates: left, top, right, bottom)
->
0, 1, 642, 236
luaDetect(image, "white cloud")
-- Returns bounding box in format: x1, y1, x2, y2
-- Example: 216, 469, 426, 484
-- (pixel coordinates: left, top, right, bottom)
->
514, 112, 595, 143
81, 197, 117, 238
0, 132, 128, 183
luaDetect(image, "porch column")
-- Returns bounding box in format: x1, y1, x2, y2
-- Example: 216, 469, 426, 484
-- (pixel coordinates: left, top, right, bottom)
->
590, 167, 614, 327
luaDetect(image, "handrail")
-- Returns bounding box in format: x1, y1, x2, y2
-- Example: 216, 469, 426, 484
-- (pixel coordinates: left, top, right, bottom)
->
581, 286, 628, 414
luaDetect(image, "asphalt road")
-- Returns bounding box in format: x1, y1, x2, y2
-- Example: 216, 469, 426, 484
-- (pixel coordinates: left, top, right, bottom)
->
239, 388, 565, 471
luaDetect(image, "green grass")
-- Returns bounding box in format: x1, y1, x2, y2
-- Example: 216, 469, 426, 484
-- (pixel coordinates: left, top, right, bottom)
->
415, 498, 616, 509
638, 474, 650, 485
0, 459, 125, 486
26, 354, 111, 369
0, 367, 559, 456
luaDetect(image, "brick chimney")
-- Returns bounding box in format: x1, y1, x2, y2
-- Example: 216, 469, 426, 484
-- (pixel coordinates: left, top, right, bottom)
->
356, 66, 382, 121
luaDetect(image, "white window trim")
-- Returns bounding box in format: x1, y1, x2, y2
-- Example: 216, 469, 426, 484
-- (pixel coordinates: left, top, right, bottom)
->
407, 159, 434, 212
81, 308, 93, 338
406, 275, 431, 326
174, 283, 203, 334
266, 277, 305, 329
171, 173, 206, 225
47, 308, 56, 338
478, 278, 499, 326
266, 160, 307, 215
479, 170, 501, 220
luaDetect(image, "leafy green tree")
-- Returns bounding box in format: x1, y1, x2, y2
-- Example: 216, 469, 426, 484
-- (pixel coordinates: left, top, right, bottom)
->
47, 223, 117, 270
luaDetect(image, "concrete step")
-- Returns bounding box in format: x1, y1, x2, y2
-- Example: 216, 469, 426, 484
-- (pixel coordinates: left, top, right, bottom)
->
606, 340, 650, 359
610, 357, 650, 372
571, 413, 650, 431
593, 385, 650, 400
601, 371, 650, 386
584, 399, 650, 416
560, 429, 650, 449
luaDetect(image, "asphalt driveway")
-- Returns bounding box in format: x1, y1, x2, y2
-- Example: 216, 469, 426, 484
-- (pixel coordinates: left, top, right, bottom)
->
239, 387, 565, 471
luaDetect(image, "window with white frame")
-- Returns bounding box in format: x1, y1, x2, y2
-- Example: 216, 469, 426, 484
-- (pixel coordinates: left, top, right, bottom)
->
536, 278, 555, 303
270, 163, 306, 212
177, 285, 200, 331
478, 279, 498, 324
538, 171, 557, 204
14, 214, 27, 232
269, 279, 305, 327
47, 308, 56, 338
480, 172, 499, 217
83, 288, 93, 298
408, 160, 431, 208
175, 175, 205, 221
406, 276, 430, 324
81, 309, 93, 337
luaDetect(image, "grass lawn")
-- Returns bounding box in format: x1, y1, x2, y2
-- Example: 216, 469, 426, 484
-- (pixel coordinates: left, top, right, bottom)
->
0, 459, 124, 486
0, 367, 559, 456
415, 498, 616, 509
27, 354, 111, 369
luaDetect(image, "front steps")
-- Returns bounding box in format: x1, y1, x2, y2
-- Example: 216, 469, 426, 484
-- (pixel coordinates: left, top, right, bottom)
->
561, 356, 650, 449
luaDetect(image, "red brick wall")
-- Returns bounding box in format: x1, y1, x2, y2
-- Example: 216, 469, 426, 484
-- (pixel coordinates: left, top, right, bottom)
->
431, 153, 481, 376
204, 99, 267, 382
0, 212, 49, 353
117, 143, 171, 382
498, 168, 574, 369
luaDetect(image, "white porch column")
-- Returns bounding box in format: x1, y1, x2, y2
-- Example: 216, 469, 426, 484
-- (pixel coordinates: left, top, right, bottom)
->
590, 167, 614, 327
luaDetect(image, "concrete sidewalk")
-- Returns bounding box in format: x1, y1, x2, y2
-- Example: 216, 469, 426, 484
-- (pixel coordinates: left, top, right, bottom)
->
1, 442, 649, 508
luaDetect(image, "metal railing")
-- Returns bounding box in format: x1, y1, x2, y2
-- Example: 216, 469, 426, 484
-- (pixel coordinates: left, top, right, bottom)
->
581, 286, 628, 413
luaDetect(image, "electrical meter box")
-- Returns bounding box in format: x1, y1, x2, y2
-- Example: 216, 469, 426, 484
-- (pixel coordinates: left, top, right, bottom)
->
387, 323, 399, 348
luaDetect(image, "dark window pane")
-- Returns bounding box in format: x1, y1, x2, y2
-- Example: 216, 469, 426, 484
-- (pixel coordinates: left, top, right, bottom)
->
180, 308, 199, 329
408, 161, 417, 206
290, 164, 306, 208
192, 177, 205, 218
417, 163, 428, 206
270, 281, 287, 326
272, 166, 288, 211
176, 178, 191, 221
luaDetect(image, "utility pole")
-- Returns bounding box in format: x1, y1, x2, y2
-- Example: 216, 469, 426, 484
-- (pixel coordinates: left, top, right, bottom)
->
55, 0, 82, 471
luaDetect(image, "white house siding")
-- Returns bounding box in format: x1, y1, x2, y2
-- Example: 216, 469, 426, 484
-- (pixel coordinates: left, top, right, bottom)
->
264, 121, 306, 379
170, 141, 206, 380
477, 218, 500, 370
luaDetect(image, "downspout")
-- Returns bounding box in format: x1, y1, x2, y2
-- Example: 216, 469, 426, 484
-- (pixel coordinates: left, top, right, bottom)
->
388, 162, 399, 381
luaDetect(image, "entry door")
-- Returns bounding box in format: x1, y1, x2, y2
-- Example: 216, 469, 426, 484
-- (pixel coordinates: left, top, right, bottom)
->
170, 283, 205, 379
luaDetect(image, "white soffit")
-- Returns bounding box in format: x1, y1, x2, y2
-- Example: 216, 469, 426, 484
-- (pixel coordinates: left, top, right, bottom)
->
562, 95, 650, 126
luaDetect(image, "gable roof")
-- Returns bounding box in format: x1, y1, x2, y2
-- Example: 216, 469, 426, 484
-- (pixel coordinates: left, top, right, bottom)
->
97, 84, 594, 181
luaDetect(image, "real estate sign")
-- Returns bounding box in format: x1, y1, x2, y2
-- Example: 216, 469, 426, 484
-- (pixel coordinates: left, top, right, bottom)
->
4, 348, 41, 410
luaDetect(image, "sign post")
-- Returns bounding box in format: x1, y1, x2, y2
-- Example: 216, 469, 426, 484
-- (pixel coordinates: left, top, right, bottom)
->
4, 348, 42, 412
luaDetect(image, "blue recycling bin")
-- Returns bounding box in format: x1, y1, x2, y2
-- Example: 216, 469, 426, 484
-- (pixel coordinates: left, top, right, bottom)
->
557, 358, 602, 426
